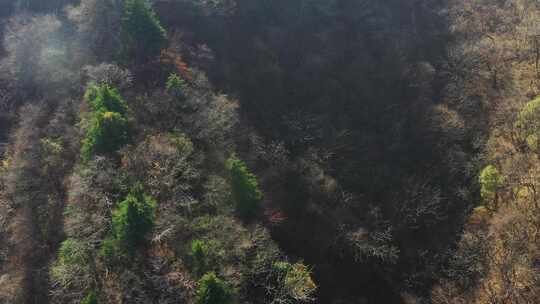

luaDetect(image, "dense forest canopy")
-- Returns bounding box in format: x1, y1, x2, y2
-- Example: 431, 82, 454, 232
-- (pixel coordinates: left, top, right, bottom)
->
0, 0, 539, 303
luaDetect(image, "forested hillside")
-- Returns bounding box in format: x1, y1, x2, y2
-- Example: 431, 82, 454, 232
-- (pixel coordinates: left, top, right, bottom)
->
0, 1, 538, 304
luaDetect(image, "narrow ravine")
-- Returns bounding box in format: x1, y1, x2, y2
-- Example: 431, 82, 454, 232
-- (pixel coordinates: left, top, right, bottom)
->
4, 1, 537, 303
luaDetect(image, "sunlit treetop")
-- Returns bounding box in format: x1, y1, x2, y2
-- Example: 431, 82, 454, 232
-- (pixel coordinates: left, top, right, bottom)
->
479, 165, 504, 202
515, 96, 540, 150
85, 84, 128, 115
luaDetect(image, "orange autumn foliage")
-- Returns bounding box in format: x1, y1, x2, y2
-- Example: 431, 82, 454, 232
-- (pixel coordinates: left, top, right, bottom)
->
160, 48, 193, 82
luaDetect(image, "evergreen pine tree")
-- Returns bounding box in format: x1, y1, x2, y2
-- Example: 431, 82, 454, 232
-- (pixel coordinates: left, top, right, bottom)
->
122, 0, 167, 63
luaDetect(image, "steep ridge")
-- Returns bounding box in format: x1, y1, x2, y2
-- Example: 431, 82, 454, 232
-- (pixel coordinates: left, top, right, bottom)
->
155, 0, 479, 302
431, 1, 540, 303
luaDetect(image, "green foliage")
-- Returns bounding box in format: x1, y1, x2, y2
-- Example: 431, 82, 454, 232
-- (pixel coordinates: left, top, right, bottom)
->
81, 111, 130, 161
51, 238, 91, 288
272, 261, 291, 273
41, 137, 63, 155
113, 184, 156, 251
85, 84, 128, 115
190, 239, 224, 275
282, 263, 317, 301
99, 237, 118, 259
479, 165, 504, 202
81, 84, 131, 161
515, 96, 540, 151
196, 272, 233, 304
191, 239, 209, 274
103, 184, 156, 256
168, 132, 194, 156
226, 156, 262, 219
57, 238, 89, 265
41, 137, 65, 170
81, 291, 98, 304
166, 73, 187, 99
122, 0, 167, 62
272, 261, 317, 302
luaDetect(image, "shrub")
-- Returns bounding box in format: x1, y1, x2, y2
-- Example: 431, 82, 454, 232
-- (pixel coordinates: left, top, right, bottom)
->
166, 73, 187, 100
191, 239, 209, 274
122, 0, 167, 62
40, 137, 64, 171
195, 272, 233, 304
50, 238, 92, 288
467, 206, 491, 227
515, 96, 540, 151
226, 156, 262, 219
81, 111, 130, 161
272, 261, 317, 302
81, 291, 98, 304
110, 184, 156, 254
41, 137, 63, 155
99, 237, 118, 259
57, 238, 89, 265
479, 165, 504, 203
190, 239, 224, 275
282, 263, 317, 301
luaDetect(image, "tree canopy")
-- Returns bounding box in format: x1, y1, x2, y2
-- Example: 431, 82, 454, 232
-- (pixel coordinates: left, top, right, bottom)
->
122, 0, 167, 62
226, 155, 262, 219
196, 272, 233, 304
479, 165, 504, 204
